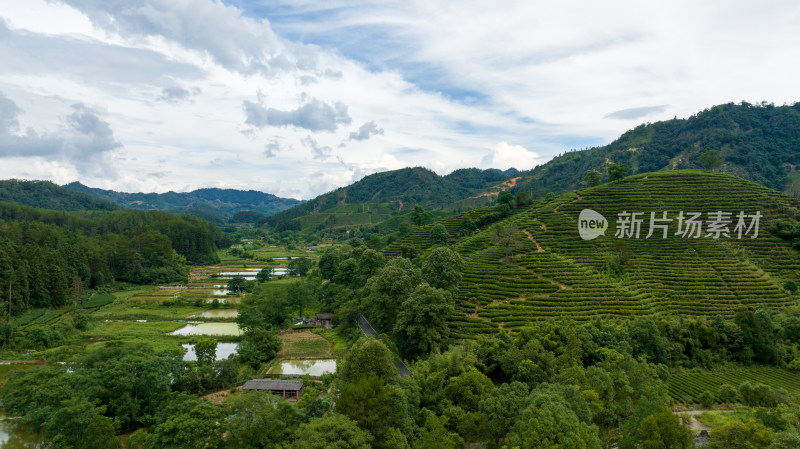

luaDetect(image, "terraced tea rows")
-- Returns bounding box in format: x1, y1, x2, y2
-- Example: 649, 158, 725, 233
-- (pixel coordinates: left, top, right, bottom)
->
444, 171, 800, 335
668, 367, 800, 403
383, 207, 499, 256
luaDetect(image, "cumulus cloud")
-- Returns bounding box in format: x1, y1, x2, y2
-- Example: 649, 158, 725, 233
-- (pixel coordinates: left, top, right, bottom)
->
159, 86, 200, 103
348, 121, 384, 141
243, 97, 352, 132
56, 0, 286, 74
301, 135, 332, 161
480, 142, 543, 171
263, 139, 285, 158
0, 91, 121, 176
0, 16, 201, 88
605, 105, 669, 120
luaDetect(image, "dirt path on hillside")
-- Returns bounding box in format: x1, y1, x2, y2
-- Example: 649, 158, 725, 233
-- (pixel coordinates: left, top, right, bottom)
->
522, 229, 545, 252
507, 261, 570, 290
554, 193, 582, 213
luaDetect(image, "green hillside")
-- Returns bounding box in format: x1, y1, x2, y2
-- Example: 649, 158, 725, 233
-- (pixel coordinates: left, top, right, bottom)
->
399, 170, 800, 338
0, 179, 121, 211
514, 101, 800, 197
267, 166, 516, 232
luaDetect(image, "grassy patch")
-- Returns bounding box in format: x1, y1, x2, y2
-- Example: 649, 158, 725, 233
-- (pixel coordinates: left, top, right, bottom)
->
88, 320, 186, 340
82, 293, 116, 308
696, 410, 749, 429
314, 328, 348, 357
277, 329, 332, 359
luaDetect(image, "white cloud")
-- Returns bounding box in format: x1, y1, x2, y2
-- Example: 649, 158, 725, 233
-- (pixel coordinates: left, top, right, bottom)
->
348, 121, 384, 141
0, 91, 121, 176
0, 0, 798, 200
244, 97, 352, 132
480, 142, 544, 171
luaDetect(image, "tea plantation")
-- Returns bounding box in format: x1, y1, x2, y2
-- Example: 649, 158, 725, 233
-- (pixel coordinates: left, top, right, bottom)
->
440, 170, 800, 337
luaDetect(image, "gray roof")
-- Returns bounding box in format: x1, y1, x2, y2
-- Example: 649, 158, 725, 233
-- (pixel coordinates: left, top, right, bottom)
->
243, 379, 304, 390
316, 312, 334, 319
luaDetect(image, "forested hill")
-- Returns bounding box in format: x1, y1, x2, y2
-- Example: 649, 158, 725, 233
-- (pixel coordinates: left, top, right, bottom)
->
515, 101, 800, 197
0, 179, 121, 211
0, 201, 227, 312
63, 182, 302, 221
382, 170, 800, 337
266, 166, 517, 230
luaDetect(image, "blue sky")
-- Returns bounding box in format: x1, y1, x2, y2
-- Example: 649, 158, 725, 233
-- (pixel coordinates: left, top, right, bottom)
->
0, 0, 799, 199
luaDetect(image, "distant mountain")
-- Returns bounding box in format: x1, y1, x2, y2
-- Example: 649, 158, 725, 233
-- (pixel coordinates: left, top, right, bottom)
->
514, 101, 800, 197
0, 179, 121, 211
63, 182, 302, 222
266, 166, 517, 231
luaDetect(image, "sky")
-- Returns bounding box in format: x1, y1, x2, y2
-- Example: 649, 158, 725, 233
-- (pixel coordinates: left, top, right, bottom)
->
0, 1, 799, 199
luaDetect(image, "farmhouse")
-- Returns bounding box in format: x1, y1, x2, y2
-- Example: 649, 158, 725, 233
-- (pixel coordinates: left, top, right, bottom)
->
242, 379, 304, 399
312, 312, 334, 328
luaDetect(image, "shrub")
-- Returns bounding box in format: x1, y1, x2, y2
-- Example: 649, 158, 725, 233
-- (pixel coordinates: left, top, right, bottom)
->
698, 391, 715, 408
718, 383, 738, 403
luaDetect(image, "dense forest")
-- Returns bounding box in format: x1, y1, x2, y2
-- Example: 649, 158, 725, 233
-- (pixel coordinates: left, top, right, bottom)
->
516, 101, 800, 197
0, 179, 121, 212
0, 201, 226, 313
5, 236, 800, 448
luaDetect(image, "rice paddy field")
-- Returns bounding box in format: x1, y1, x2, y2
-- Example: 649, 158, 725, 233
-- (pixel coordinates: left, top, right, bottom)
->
0, 248, 314, 361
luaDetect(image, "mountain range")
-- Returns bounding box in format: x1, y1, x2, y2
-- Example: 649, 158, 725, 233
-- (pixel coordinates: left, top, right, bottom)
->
2, 101, 799, 231
62, 182, 303, 222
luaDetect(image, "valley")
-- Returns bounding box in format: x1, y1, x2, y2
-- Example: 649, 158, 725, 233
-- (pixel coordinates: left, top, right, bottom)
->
2, 104, 800, 448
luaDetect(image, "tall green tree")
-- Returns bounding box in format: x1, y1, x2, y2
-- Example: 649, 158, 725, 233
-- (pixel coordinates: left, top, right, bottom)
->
584, 169, 602, 187
698, 149, 724, 169
410, 205, 431, 226
227, 275, 248, 293
224, 391, 304, 449
734, 308, 779, 365
238, 283, 290, 330
290, 415, 372, 449
288, 257, 314, 276
287, 280, 318, 318
430, 223, 449, 246
150, 397, 225, 449
44, 397, 121, 449
708, 419, 773, 449
504, 387, 602, 449
239, 327, 282, 369
636, 410, 694, 449
337, 376, 405, 444
363, 258, 422, 333
394, 283, 454, 359
193, 339, 217, 366
338, 337, 399, 384
515, 190, 533, 207
421, 247, 463, 294
607, 163, 629, 182
414, 414, 464, 449
497, 190, 514, 207
479, 382, 530, 444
